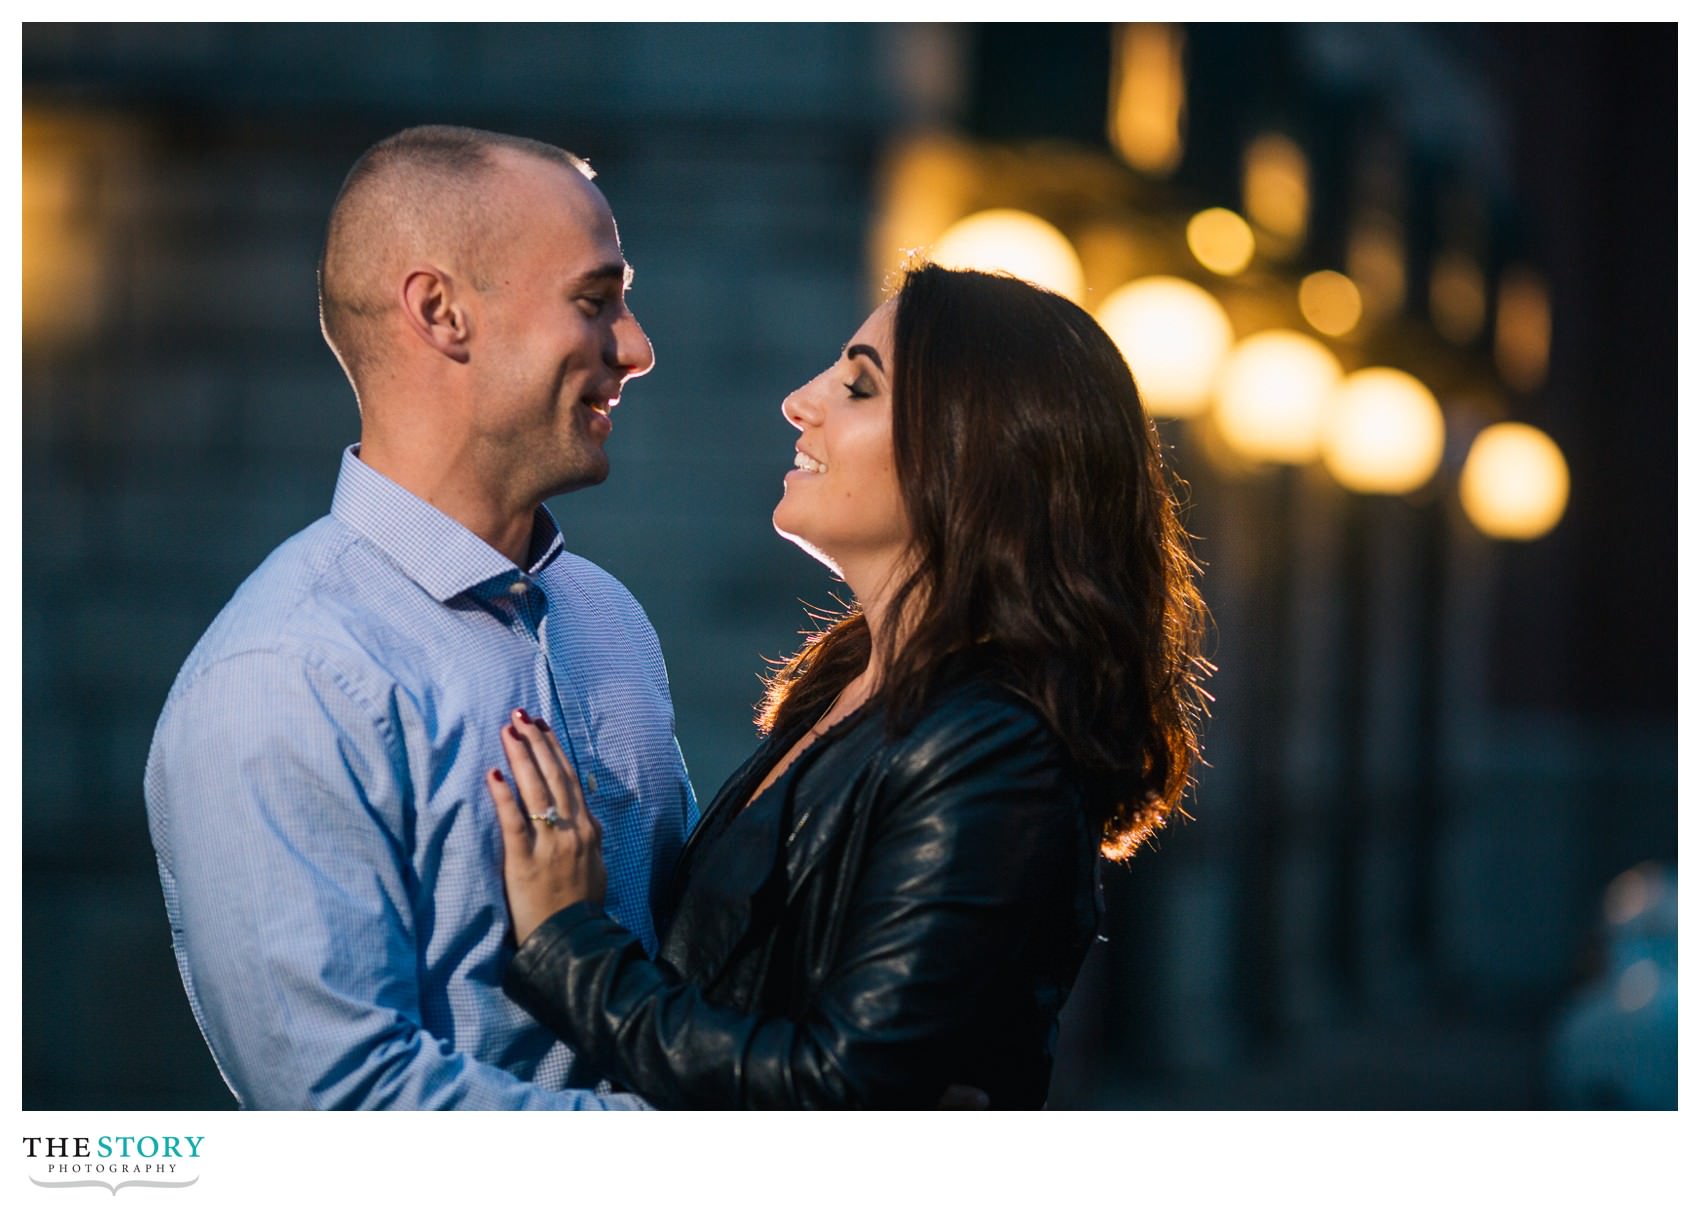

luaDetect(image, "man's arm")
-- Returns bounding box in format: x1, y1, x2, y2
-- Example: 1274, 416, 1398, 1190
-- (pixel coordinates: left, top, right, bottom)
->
146, 649, 639, 1109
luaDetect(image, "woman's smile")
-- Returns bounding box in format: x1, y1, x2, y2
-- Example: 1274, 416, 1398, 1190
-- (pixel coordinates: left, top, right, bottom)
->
789, 447, 828, 476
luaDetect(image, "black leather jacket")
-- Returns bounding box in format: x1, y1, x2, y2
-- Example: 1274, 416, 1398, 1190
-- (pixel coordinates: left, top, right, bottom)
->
503, 669, 1101, 1109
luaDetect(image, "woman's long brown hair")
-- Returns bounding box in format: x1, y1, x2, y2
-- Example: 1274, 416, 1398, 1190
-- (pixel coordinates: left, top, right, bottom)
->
759, 264, 1210, 859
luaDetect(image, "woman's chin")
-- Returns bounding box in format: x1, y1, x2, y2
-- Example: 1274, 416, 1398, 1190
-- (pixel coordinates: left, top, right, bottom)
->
772, 518, 842, 578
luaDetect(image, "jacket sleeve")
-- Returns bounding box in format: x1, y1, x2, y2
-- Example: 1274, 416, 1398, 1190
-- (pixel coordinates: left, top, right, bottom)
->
502, 696, 1087, 1108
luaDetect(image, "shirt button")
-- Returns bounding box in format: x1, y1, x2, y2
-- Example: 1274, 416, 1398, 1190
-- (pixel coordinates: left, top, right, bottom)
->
508, 580, 529, 596
585, 774, 598, 794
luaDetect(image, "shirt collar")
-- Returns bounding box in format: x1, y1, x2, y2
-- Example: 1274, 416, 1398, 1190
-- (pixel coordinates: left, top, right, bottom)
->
329, 445, 565, 603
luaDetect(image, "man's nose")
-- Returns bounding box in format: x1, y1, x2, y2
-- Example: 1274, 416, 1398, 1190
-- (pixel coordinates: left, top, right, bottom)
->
612, 310, 655, 380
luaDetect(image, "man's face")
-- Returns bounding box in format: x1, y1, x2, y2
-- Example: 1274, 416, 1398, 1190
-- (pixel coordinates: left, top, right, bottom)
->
470, 152, 654, 500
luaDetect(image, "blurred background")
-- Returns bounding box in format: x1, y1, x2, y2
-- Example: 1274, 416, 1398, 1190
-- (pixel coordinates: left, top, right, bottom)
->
22, 22, 1676, 1109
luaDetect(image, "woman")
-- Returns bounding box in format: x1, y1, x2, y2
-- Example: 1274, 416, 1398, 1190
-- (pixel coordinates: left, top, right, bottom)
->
487, 263, 1208, 1109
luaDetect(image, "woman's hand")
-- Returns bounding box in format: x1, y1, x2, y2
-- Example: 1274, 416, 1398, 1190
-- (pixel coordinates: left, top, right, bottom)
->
487, 708, 607, 946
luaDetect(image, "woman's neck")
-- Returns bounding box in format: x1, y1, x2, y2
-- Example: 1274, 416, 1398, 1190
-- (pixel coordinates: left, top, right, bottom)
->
842, 555, 911, 692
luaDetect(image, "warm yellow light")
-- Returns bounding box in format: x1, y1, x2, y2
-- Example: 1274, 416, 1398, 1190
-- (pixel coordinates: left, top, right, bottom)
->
1430, 251, 1487, 344
930, 208, 1085, 302
1321, 368, 1445, 494
1108, 24, 1186, 177
1213, 330, 1343, 464
1298, 270, 1363, 338
1243, 132, 1309, 256
1496, 266, 1551, 392
1186, 208, 1255, 276
1458, 421, 1569, 540
1096, 276, 1234, 418
23, 113, 111, 345
1347, 217, 1405, 322
866, 132, 980, 292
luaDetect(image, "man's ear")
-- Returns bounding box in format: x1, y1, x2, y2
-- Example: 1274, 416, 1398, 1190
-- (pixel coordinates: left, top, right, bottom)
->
399, 266, 473, 364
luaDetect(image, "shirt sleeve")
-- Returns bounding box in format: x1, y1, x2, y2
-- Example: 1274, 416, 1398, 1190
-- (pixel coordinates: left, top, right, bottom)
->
502, 697, 1091, 1109
146, 648, 643, 1110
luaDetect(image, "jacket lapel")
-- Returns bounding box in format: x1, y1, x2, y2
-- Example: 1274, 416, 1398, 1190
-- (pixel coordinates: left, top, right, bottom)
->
659, 705, 888, 989
656, 739, 770, 922
777, 720, 882, 901
661, 789, 790, 988
655, 723, 802, 982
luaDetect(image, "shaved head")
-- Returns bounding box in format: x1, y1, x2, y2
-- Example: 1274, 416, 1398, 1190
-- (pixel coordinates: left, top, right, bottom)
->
318, 125, 595, 391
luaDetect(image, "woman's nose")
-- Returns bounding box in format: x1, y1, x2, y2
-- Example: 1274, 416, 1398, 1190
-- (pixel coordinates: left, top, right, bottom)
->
781, 383, 823, 429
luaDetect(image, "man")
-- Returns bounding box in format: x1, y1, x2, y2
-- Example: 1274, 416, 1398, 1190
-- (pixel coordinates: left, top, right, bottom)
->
144, 126, 696, 1108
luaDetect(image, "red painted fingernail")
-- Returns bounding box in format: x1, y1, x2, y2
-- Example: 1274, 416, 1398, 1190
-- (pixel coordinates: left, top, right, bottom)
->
514, 707, 530, 723
535, 718, 550, 732
491, 769, 505, 783
506, 724, 519, 739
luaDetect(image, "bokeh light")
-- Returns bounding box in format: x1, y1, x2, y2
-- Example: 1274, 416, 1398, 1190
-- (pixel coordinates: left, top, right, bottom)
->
1298, 270, 1364, 338
1496, 266, 1552, 392
1347, 216, 1406, 322
1096, 276, 1234, 418
23, 113, 112, 345
1186, 207, 1256, 276
1604, 866, 1652, 926
1213, 330, 1343, 464
1321, 367, 1445, 494
1430, 250, 1487, 345
929, 208, 1085, 302
866, 132, 980, 290
1108, 23, 1185, 177
1616, 959, 1660, 1014
1243, 131, 1309, 255
1458, 421, 1569, 540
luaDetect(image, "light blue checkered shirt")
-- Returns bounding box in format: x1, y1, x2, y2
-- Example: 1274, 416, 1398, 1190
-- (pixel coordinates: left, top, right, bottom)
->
144, 446, 698, 1108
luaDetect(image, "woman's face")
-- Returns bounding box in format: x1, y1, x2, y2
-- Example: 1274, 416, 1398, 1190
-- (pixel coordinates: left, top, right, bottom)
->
772, 301, 911, 584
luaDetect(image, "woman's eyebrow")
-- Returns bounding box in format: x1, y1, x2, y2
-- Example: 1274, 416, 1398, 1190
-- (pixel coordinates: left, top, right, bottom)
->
844, 343, 885, 372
